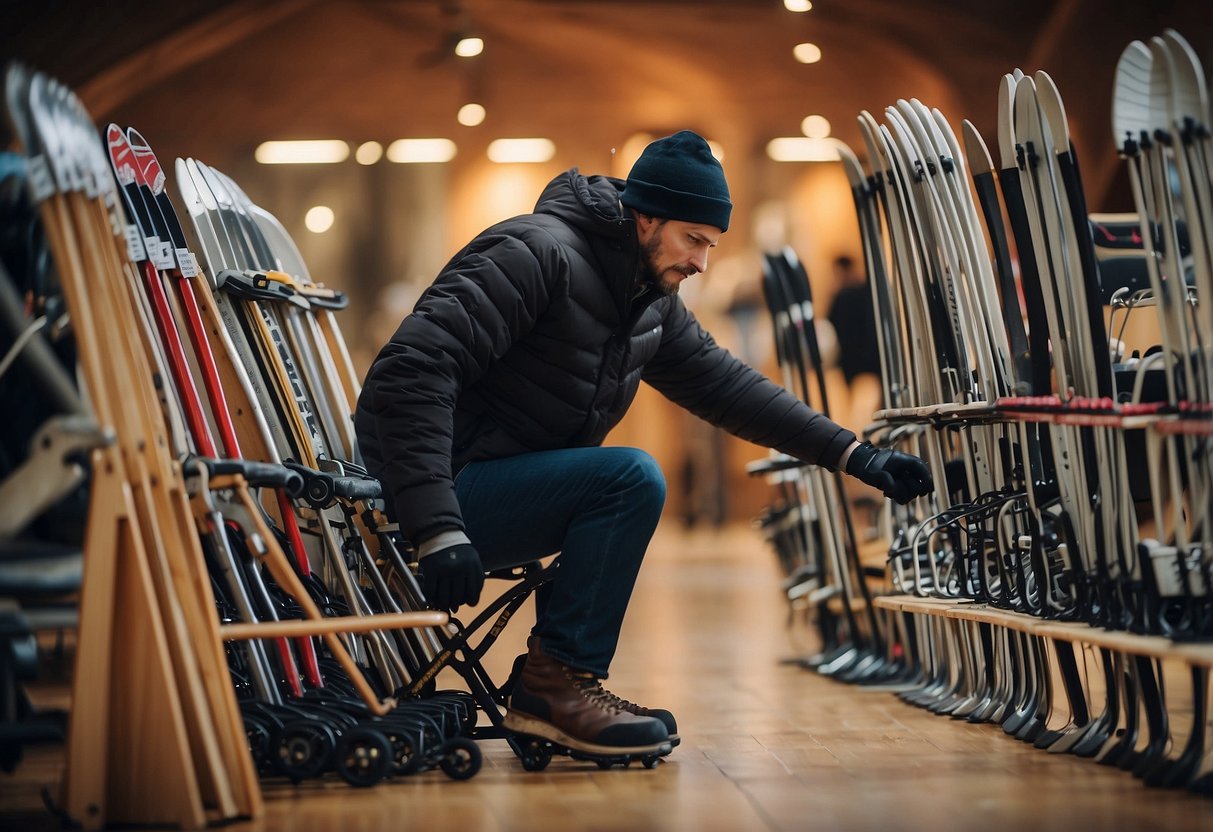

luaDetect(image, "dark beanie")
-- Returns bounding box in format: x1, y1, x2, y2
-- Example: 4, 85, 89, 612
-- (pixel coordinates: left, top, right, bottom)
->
620, 130, 732, 232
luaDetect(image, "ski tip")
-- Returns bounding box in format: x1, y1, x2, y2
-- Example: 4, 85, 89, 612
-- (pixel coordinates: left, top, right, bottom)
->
1148, 37, 1175, 133
996, 74, 1018, 170
5, 64, 36, 154
1111, 40, 1153, 152
1034, 70, 1071, 151
836, 141, 866, 187
1159, 30, 1208, 127
961, 120, 994, 176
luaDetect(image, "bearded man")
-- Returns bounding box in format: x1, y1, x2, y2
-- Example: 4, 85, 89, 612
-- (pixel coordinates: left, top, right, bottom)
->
355, 130, 932, 759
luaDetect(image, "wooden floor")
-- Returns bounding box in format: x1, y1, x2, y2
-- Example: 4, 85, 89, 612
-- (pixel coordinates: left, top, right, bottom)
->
3, 523, 1212, 831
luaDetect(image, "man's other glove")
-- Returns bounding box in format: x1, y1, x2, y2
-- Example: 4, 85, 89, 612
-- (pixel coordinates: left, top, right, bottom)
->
845, 442, 934, 505
419, 543, 485, 611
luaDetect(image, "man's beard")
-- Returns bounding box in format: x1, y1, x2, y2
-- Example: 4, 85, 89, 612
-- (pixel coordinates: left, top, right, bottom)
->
639, 233, 692, 297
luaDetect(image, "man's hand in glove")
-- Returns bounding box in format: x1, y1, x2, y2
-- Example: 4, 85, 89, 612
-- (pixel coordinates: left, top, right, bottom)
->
419, 543, 485, 611
845, 441, 934, 505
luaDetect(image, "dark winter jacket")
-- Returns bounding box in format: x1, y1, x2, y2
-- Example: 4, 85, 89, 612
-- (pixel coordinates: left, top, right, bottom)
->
355, 169, 855, 546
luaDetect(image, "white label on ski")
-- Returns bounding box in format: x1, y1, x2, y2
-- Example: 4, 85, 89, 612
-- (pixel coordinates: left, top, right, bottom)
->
176, 248, 199, 278
152, 241, 175, 271
27, 156, 55, 201
124, 225, 147, 262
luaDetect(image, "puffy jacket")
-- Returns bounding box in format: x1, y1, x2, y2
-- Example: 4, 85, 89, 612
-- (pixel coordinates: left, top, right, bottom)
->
355, 169, 855, 545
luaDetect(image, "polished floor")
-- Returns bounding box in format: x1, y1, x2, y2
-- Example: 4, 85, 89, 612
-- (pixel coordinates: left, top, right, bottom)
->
3, 523, 1211, 831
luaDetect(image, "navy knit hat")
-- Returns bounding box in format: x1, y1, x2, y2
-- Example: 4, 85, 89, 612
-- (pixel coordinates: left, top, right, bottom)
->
621, 130, 732, 232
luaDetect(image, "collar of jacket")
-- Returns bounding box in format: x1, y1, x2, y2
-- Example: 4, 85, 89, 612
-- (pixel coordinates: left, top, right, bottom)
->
535, 168, 646, 323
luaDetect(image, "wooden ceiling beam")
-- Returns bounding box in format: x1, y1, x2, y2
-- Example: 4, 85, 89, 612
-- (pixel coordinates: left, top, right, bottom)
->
77, 0, 321, 120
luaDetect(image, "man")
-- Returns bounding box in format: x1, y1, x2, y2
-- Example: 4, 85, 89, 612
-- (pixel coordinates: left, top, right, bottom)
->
355, 130, 932, 760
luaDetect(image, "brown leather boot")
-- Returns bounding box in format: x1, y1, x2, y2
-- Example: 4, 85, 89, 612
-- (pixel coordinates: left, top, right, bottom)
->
600, 691, 680, 746
503, 649, 679, 744
503, 637, 669, 755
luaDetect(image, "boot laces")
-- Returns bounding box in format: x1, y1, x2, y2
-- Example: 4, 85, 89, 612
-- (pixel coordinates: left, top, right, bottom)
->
602, 691, 644, 714
567, 671, 625, 714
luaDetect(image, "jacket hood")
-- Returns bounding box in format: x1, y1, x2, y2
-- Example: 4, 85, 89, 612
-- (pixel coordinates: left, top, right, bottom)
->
534, 168, 632, 241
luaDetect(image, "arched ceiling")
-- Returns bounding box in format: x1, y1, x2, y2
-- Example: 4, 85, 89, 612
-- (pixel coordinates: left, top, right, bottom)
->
5, 0, 1210, 210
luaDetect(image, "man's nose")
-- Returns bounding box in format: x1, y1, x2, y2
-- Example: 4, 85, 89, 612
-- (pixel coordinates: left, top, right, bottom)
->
689, 250, 708, 274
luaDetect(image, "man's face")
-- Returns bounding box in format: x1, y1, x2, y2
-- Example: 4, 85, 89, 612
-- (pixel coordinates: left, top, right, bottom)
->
637, 217, 722, 296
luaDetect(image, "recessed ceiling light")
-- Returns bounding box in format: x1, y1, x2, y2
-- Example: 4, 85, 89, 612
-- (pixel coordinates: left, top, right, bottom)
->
305, 205, 334, 233
255, 140, 349, 164
793, 42, 822, 64
386, 138, 458, 163
766, 137, 841, 162
784, 0, 812, 11
455, 37, 484, 57
355, 141, 383, 165
458, 103, 486, 127
801, 115, 831, 139
487, 138, 556, 164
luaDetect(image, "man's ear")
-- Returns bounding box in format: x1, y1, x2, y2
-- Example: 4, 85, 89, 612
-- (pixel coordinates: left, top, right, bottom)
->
634, 212, 660, 240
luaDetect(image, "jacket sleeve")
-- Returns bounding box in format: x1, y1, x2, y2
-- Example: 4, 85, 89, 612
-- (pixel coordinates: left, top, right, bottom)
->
359, 232, 563, 543
641, 297, 855, 469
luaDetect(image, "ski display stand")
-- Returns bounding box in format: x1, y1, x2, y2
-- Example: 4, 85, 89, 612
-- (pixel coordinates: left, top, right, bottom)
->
748, 248, 905, 684
751, 27, 1210, 796
0, 65, 512, 829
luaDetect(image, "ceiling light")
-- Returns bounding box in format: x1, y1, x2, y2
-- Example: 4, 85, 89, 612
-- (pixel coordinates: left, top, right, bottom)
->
455, 37, 484, 57
305, 206, 334, 233
458, 103, 486, 127
801, 115, 831, 139
766, 137, 841, 162
355, 141, 383, 165
487, 138, 556, 164
793, 42, 822, 64
386, 138, 458, 163
255, 140, 349, 164
784, 0, 812, 11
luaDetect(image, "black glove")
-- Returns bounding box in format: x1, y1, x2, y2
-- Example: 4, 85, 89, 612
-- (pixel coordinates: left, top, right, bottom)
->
845, 442, 934, 505
419, 543, 485, 611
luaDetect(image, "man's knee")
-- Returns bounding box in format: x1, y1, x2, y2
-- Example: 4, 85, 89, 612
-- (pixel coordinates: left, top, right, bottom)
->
610, 447, 667, 508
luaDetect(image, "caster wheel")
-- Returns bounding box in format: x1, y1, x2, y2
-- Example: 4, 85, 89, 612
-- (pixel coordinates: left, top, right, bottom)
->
519, 739, 552, 772
242, 714, 275, 771
384, 729, 424, 776
642, 754, 660, 769
596, 759, 613, 770
272, 720, 336, 783
439, 736, 482, 781
335, 728, 392, 788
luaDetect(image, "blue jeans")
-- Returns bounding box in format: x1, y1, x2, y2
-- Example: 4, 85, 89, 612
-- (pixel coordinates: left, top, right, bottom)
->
454, 446, 666, 677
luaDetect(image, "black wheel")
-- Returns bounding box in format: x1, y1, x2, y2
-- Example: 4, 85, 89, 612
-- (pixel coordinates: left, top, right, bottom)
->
642, 754, 660, 769
335, 728, 393, 788
596, 759, 613, 770
519, 739, 551, 772
272, 720, 336, 783
438, 736, 482, 781
382, 728, 424, 776
242, 714, 274, 771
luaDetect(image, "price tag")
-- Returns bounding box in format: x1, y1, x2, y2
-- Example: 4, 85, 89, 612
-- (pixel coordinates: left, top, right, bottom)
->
152, 240, 175, 271
176, 248, 199, 278
124, 225, 147, 263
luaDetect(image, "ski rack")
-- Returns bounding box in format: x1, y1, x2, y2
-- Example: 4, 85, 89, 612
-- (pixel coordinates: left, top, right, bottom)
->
2, 65, 481, 828
781, 26, 1211, 797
